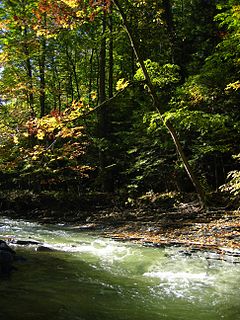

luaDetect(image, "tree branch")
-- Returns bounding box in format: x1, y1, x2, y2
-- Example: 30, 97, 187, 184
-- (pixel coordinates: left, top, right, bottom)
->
83, 81, 133, 117
112, 0, 206, 208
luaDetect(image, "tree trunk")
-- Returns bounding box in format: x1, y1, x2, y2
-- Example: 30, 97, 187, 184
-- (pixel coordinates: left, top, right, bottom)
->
162, 0, 175, 63
23, 26, 35, 116
65, 45, 81, 100
39, 36, 46, 117
88, 48, 94, 103
109, 5, 114, 99
51, 56, 62, 112
97, 11, 113, 192
99, 14, 106, 105
112, 0, 206, 207
21, 0, 35, 116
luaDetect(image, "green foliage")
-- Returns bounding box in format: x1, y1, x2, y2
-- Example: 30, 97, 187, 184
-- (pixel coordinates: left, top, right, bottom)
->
220, 154, 240, 199
134, 60, 180, 88
201, 4, 240, 90
0, 0, 239, 205
215, 4, 240, 32
164, 109, 231, 139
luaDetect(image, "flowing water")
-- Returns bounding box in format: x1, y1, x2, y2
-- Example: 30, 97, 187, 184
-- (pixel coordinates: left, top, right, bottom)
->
0, 216, 240, 320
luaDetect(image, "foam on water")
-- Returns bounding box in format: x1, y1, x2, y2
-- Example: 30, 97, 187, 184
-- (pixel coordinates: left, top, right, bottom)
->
144, 271, 215, 282
50, 239, 131, 262
1, 216, 240, 319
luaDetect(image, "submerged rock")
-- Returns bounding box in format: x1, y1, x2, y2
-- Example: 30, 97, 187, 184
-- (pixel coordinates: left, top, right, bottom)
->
14, 239, 42, 246
36, 245, 55, 252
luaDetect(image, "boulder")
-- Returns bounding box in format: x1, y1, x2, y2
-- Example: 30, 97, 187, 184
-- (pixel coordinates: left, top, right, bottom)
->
0, 240, 16, 276
0, 240, 16, 254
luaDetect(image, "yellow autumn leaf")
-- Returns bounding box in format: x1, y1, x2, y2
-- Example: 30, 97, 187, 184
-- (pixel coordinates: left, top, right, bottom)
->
76, 10, 85, 18
46, 33, 56, 39
36, 29, 45, 37
225, 81, 240, 92
61, 0, 78, 8
60, 127, 72, 138
90, 91, 97, 100
13, 136, 19, 144
116, 78, 129, 91
0, 52, 8, 63
36, 130, 45, 140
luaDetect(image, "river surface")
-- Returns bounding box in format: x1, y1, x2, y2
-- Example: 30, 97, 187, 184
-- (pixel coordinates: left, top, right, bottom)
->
0, 216, 240, 320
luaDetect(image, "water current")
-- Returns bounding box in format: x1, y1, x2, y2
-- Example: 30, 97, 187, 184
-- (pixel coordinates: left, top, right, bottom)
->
0, 216, 240, 320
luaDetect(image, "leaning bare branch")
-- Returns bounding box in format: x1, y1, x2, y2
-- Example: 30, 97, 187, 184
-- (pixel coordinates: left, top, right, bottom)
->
83, 81, 134, 117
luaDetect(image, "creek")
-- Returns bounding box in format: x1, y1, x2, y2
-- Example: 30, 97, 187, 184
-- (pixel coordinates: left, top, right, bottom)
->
0, 216, 240, 320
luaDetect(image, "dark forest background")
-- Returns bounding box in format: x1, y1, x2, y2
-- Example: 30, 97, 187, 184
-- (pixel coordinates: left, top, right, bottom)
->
0, 0, 239, 213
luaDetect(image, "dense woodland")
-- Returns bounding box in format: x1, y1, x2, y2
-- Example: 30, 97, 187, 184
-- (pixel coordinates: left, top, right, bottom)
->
0, 0, 239, 213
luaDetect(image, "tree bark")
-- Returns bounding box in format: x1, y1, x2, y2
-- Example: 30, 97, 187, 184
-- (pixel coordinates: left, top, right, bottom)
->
23, 26, 35, 116
109, 4, 114, 98
88, 48, 94, 103
65, 45, 81, 100
99, 14, 106, 105
112, 0, 206, 207
39, 36, 46, 117
162, 0, 175, 63
97, 10, 114, 192
51, 56, 62, 112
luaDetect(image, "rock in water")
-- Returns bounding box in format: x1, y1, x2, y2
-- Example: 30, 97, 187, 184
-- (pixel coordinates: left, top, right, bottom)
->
0, 240, 16, 276
0, 250, 15, 275
36, 245, 55, 252
14, 239, 42, 246
0, 240, 16, 254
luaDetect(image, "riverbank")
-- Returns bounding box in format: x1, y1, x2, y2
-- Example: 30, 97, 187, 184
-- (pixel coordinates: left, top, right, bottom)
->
71, 202, 240, 261
1, 192, 239, 262
100, 206, 240, 261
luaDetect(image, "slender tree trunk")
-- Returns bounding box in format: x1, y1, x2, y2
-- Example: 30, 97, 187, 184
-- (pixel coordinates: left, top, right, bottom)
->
23, 26, 35, 116
112, 0, 206, 207
89, 48, 94, 103
129, 14, 135, 79
98, 11, 107, 188
26, 55, 34, 114
162, 0, 175, 63
69, 73, 74, 103
21, 1, 35, 116
51, 56, 62, 112
131, 48, 135, 80
39, 36, 46, 117
109, 5, 114, 98
65, 45, 81, 100
58, 82, 62, 112
107, 5, 114, 189
99, 15, 106, 105
214, 155, 219, 191
97, 11, 113, 192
